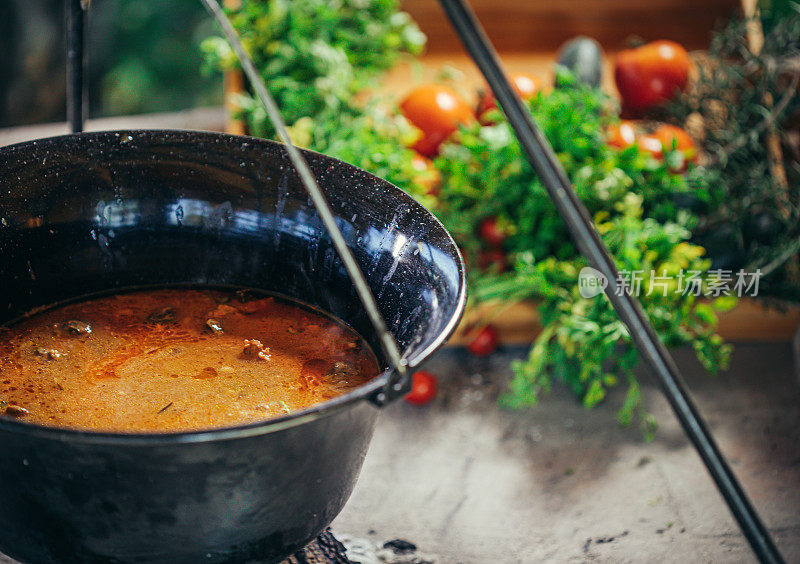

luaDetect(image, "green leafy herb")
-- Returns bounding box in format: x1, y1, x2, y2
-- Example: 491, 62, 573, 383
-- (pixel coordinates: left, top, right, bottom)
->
307, 101, 438, 207
484, 198, 731, 437
201, 0, 425, 138
435, 75, 717, 273
434, 76, 731, 431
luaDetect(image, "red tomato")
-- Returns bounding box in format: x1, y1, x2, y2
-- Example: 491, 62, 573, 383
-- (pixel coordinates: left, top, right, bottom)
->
614, 40, 690, 115
606, 120, 638, 149
478, 249, 508, 273
405, 370, 438, 405
477, 73, 541, 124
652, 124, 696, 160
400, 85, 474, 157
410, 153, 442, 196
467, 325, 499, 356
478, 216, 506, 247
411, 153, 433, 172
637, 132, 664, 157
639, 124, 697, 170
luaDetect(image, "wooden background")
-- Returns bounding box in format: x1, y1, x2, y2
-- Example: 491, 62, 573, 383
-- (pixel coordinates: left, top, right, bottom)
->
401, 0, 739, 52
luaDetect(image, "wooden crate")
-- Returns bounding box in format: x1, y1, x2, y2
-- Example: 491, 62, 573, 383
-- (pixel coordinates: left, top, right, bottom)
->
401, 0, 738, 53
448, 298, 800, 346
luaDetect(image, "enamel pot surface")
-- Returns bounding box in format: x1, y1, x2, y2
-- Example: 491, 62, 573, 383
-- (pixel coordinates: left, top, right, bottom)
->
0, 130, 466, 563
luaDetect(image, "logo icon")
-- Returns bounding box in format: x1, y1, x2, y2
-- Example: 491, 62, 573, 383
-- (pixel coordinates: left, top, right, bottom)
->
578, 267, 608, 298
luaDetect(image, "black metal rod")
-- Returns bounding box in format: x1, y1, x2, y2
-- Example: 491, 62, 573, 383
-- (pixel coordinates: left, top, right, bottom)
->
66, 0, 86, 133
436, 1, 784, 562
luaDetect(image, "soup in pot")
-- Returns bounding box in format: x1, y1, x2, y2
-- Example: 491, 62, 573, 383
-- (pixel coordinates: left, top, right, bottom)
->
0, 288, 380, 432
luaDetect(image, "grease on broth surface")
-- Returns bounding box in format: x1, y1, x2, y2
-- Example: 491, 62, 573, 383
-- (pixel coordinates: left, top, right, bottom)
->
0, 289, 379, 432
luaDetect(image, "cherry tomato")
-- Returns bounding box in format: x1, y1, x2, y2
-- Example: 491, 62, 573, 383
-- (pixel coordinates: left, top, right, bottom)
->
638, 124, 696, 171
405, 370, 438, 405
637, 132, 663, 157
606, 120, 638, 149
411, 153, 433, 172
652, 124, 696, 160
467, 325, 499, 357
410, 153, 442, 196
477, 73, 541, 124
400, 85, 474, 157
614, 40, 690, 115
478, 249, 508, 273
478, 216, 506, 247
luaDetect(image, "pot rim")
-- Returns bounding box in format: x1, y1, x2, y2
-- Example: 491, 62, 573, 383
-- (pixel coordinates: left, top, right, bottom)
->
0, 129, 468, 446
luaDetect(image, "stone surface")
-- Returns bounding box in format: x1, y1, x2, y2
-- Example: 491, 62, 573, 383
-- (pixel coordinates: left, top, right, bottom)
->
333, 343, 800, 563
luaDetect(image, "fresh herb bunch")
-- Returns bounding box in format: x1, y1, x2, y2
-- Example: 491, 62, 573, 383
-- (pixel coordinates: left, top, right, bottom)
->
668, 3, 800, 300
434, 74, 732, 431
435, 73, 716, 279
474, 196, 733, 438
201, 0, 425, 138
287, 102, 438, 209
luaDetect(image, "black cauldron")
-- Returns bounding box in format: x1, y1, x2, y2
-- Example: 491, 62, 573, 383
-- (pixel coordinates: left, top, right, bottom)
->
0, 130, 466, 563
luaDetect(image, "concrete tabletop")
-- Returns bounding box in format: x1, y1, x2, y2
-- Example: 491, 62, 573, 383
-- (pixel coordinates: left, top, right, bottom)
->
333, 343, 800, 563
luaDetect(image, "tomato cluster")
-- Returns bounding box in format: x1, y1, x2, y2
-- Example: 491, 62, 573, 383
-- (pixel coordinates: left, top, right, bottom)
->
607, 120, 696, 170
399, 38, 694, 176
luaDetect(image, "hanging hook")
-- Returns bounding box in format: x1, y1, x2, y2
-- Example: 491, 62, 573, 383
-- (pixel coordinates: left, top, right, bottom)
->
66, 0, 88, 133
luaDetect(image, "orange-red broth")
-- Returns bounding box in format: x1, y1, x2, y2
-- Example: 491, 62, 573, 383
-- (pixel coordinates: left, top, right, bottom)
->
0, 289, 379, 432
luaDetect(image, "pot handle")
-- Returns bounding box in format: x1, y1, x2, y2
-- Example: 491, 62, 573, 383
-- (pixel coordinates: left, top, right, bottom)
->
367, 365, 411, 407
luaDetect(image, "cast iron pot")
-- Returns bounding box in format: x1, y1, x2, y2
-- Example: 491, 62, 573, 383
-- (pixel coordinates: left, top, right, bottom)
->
0, 130, 466, 563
